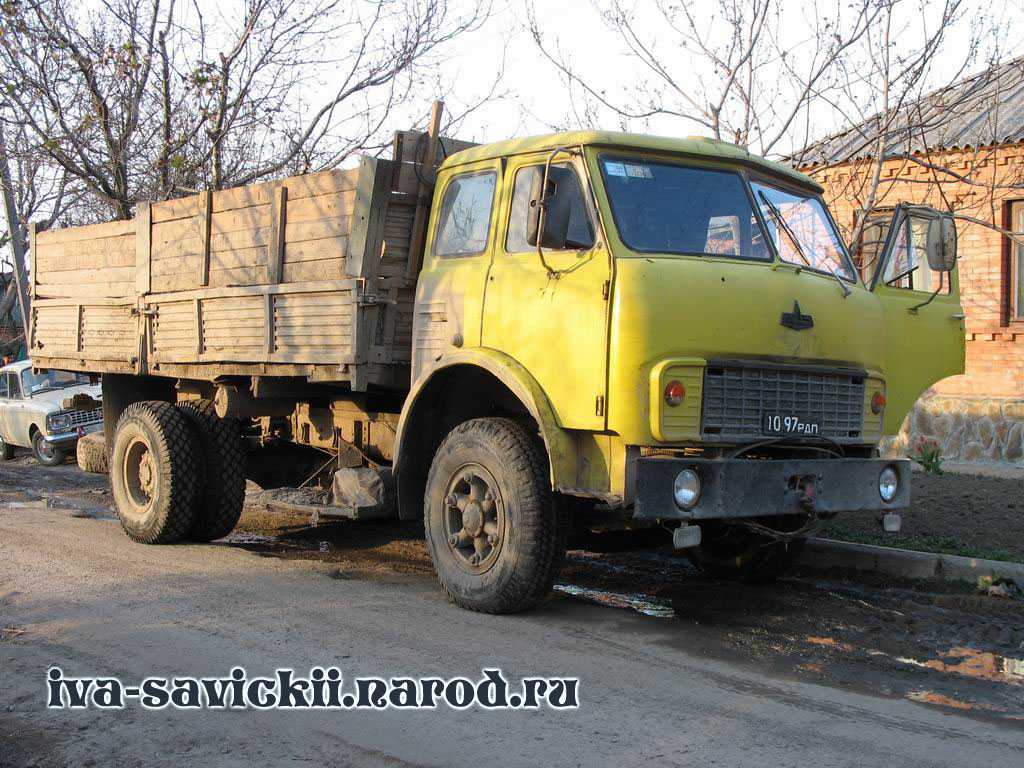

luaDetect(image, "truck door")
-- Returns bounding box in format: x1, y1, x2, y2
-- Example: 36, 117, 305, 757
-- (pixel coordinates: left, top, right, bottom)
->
482, 151, 610, 430
865, 206, 966, 434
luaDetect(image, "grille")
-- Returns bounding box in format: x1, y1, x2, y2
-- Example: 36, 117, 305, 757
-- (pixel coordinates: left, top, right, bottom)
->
701, 361, 865, 440
68, 408, 103, 428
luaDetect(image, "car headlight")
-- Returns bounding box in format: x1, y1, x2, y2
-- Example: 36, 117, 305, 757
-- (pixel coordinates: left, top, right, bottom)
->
878, 465, 899, 502
47, 413, 72, 432
673, 469, 701, 510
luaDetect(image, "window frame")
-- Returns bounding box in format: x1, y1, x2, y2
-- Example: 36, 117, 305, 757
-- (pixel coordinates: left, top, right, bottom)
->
503, 161, 595, 255
596, 152, 774, 263
431, 169, 499, 259
748, 177, 858, 283
7, 372, 22, 399
1008, 199, 1024, 323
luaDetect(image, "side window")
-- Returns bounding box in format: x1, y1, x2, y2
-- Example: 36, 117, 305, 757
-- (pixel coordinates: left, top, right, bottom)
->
0, 373, 8, 399
506, 164, 594, 252
881, 215, 951, 294
7, 373, 21, 399
433, 171, 497, 257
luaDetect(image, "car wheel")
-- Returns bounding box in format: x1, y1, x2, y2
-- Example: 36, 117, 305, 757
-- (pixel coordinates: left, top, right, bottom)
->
32, 431, 67, 467
0, 434, 13, 461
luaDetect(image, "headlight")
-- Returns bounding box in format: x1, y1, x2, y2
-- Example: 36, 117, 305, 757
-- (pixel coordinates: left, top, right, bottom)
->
878, 465, 899, 502
47, 413, 72, 432
673, 469, 701, 510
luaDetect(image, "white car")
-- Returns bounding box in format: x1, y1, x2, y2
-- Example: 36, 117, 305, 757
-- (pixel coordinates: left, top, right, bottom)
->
0, 360, 103, 466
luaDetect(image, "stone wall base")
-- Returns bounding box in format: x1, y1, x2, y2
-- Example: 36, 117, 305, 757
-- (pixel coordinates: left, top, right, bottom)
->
879, 396, 1024, 466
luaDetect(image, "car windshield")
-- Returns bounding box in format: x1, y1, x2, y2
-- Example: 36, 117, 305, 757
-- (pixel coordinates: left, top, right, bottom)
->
599, 156, 770, 260
21, 368, 89, 395
750, 181, 856, 281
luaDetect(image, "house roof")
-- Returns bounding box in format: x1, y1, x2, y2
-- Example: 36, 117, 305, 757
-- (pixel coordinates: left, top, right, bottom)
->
794, 57, 1024, 168
442, 130, 821, 190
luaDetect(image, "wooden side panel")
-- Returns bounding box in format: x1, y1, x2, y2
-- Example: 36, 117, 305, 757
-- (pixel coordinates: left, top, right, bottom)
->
151, 300, 198, 360
380, 201, 416, 277
31, 303, 79, 355
81, 304, 136, 359
201, 295, 265, 355
279, 169, 359, 284
33, 226, 136, 299
273, 291, 354, 361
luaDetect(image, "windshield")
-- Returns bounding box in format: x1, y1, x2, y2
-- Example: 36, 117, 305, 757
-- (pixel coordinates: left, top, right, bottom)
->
599, 156, 770, 260
751, 182, 855, 281
21, 369, 89, 395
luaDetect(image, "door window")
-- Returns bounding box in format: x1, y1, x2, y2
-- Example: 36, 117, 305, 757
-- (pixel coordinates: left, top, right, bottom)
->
6, 372, 21, 399
0, 373, 8, 398
433, 171, 497, 257
880, 214, 950, 294
506, 164, 594, 252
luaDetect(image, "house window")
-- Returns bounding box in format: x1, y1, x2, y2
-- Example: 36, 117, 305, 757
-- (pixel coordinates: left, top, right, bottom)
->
1012, 201, 1024, 320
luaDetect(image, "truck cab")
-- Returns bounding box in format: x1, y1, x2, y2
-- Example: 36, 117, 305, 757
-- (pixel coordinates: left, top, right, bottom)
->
397, 131, 964, 604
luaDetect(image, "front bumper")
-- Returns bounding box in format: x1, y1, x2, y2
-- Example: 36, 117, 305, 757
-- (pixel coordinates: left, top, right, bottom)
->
634, 457, 910, 520
45, 422, 103, 447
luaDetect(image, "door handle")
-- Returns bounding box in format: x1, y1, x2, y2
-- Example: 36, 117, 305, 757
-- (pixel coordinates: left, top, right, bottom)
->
950, 313, 966, 320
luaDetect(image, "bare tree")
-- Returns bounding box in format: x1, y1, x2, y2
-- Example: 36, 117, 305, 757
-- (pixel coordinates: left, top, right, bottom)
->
527, 0, 880, 156
0, 0, 492, 222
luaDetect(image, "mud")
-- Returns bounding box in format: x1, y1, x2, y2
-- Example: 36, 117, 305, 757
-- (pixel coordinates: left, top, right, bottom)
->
1, 458, 1022, 725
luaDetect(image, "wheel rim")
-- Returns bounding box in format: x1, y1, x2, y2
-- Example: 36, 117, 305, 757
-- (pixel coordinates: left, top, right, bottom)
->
442, 462, 505, 574
122, 435, 156, 513
36, 438, 55, 461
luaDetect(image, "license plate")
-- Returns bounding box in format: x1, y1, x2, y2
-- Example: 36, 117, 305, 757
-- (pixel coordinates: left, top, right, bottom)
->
763, 414, 820, 436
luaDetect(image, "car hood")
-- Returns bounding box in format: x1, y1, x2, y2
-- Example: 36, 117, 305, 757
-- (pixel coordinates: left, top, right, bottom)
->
28, 383, 103, 409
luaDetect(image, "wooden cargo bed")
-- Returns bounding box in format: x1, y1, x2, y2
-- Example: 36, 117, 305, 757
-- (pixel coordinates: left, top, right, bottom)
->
29, 131, 473, 390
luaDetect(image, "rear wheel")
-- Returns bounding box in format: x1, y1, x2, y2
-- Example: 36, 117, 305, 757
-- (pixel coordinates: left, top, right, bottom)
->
32, 431, 66, 467
0, 434, 13, 461
110, 401, 203, 544
424, 418, 567, 614
686, 517, 807, 584
176, 400, 246, 541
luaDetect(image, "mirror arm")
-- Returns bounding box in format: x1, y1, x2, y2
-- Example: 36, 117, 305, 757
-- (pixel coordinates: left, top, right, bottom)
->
536, 146, 572, 279
908, 270, 944, 314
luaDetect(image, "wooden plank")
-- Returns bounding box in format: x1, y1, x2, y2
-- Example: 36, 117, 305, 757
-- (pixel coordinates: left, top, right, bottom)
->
394, 129, 478, 164
29, 222, 37, 302
209, 226, 269, 253
283, 169, 359, 200
346, 156, 389, 278
37, 266, 136, 285
212, 183, 271, 214
37, 248, 136, 273
147, 277, 359, 302
152, 218, 200, 245
198, 191, 212, 286
405, 102, 444, 280
268, 186, 287, 284
285, 191, 356, 224
283, 215, 351, 244
34, 282, 135, 299
207, 264, 270, 287
152, 195, 199, 223
35, 219, 134, 245
281, 259, 346, 283
210, 205, 271, 236
136, 201, 152, 294
283, 237, 348, 263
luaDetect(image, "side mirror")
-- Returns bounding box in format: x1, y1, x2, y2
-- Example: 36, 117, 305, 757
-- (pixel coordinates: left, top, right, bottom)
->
926, 215, 957, 271
526, 166, 573, 250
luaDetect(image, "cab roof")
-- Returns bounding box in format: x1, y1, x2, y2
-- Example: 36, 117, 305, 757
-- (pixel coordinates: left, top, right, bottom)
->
439, 131, 821, 192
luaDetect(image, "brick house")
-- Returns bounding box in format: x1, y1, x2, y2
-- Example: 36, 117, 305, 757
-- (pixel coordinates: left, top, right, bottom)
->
794, 58, 1024, 464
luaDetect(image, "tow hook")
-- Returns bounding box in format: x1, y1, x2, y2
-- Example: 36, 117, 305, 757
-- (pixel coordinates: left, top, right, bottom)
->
797, 476, 816, 513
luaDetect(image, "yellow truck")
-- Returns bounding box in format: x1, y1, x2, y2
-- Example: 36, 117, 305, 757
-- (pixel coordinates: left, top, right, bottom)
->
28, 123, 965, 613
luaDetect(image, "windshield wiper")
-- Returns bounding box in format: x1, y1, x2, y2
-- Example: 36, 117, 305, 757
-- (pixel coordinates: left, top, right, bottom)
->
758, 191, 851, 298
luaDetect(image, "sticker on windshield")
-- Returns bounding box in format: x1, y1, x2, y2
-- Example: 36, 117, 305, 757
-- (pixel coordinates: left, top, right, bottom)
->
624, 164, 653, 179
604, 162, 627, 177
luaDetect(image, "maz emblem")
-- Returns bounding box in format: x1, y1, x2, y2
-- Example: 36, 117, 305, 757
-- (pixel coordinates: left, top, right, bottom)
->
781, 301, 814, 330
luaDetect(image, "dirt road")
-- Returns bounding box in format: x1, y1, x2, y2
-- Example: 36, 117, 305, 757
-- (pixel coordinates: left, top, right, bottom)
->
1, 461, 1023, 766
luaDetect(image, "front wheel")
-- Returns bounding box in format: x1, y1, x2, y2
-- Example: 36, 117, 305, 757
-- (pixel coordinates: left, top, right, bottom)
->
424, 418, 567, 614
32, 432, 67, 466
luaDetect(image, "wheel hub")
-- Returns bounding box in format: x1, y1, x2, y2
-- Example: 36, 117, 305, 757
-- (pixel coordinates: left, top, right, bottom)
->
443, 465, 504, 573
138, 454, 155, 495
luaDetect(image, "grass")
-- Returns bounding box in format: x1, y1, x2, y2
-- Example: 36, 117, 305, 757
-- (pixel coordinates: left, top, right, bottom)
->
819, 525, 1023, 565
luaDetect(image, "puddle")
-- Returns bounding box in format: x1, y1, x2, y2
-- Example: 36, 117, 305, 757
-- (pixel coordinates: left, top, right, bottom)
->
554, 583, 676, 618
895, 646, 1024, 685
222, 532, 322, 554
1, 497, 115, 520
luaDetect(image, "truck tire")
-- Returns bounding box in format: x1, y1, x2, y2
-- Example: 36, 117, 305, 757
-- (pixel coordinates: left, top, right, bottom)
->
176, 400, 246, 541
686, 519, 806, 584
110, 401, 203, 544
32, 431, 67, 467
423, 418, 567, 614
0, 434, 13, 461
76, 433, 108, 474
